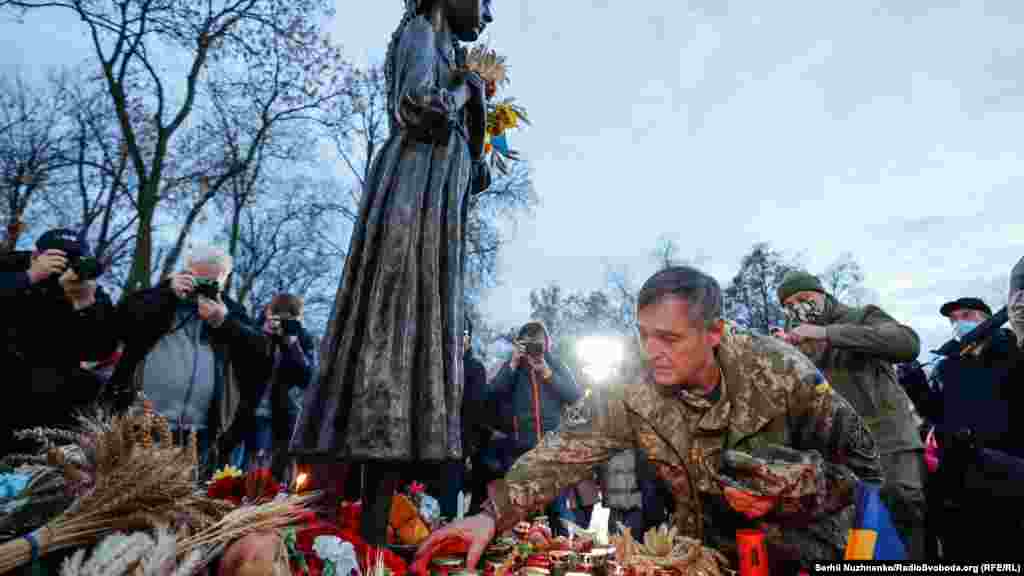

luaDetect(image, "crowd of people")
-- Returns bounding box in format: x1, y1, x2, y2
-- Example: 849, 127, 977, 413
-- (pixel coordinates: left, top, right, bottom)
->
3, 226, 1023, 571
0, 229, 318, 481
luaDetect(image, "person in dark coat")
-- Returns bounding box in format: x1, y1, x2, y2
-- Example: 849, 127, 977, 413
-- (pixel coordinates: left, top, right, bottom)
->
455, 318, 492, 517
225, 294, 316, 477
489, 320, 582, 535
101, 245, 273, 473
928, 296, 1024, 560
0, 229, 118, 456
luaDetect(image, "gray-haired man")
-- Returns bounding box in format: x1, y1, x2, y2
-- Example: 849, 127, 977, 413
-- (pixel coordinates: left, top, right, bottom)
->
105, 245, 274, 469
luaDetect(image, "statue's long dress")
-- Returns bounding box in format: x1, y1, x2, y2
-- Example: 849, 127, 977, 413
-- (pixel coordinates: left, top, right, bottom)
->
292, 15, 468, 469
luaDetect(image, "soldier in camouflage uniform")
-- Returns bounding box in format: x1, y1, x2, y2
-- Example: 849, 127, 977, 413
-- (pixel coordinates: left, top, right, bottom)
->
416, 266, 882, 573
776, 270, 925, 559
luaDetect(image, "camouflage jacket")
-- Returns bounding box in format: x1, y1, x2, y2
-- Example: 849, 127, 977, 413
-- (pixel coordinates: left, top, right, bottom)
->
484, 324, 882, 565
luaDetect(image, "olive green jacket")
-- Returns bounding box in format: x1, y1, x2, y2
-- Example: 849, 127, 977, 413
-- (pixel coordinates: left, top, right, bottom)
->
821, 302, 924, 466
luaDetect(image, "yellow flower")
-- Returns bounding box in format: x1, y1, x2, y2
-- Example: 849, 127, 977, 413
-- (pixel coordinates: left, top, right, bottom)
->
495, 104, 519, 131
213, 465, 243, 481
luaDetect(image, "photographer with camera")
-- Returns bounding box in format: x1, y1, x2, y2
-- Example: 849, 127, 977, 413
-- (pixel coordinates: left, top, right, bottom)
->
102, 245, 273, 472
489, 320, 581, 534
225, 294, 316, 476
0, 228, 118, 456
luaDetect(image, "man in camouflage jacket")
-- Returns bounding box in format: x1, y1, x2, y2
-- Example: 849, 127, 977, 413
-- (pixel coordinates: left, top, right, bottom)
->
416, 267, 882, 573
777, 270, 925, 559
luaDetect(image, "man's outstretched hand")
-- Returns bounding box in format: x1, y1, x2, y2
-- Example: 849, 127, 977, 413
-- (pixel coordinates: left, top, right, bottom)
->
413, 514, 495, 574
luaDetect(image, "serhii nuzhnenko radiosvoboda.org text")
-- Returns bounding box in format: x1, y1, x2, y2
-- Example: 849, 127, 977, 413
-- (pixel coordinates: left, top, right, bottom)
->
814, 562, 1024, 574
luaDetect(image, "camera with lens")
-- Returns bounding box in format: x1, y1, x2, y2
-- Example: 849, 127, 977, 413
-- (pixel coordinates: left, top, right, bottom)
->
282, 318, 302, 337
517, 339, 544, 357
269, 314, 302, 339
68, 254, 102, 281
191, 277, 221, 300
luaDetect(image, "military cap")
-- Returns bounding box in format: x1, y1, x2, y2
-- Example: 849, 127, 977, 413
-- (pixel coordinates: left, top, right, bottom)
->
777, 270, 825, 303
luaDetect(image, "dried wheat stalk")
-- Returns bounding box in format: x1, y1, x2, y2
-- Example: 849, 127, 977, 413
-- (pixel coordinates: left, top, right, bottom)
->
176, 493, 318, 558
0, 410, 232, 574
464, 42, 509, 87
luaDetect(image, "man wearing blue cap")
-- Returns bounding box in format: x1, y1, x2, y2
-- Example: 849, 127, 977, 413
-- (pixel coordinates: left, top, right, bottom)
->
0, 228, 118, 456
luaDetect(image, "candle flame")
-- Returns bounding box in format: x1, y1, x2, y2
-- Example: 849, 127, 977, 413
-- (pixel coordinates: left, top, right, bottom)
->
295, 472, 308, 490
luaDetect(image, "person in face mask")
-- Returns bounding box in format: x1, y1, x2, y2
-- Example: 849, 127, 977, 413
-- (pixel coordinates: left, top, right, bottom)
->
929, 296, 1024, 560
941, 298, 991, 342
776, 270, 927, 560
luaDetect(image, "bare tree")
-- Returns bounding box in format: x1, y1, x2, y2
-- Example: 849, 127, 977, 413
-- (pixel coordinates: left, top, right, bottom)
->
723, 242, 796, 333
219, 176, 351, 335
821, 252, 865, 304
3, 0, 341, 293
651, 234, 682, 270
0, 72, 72, 251
36, 73, 141, 290
605, 263, 638, 330
331, 65, 388, 196
156, 24, 348, 281
464, 160, 537, 298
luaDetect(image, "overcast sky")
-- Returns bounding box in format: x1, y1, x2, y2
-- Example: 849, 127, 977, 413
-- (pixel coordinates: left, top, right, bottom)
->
2, 1, 1023, 360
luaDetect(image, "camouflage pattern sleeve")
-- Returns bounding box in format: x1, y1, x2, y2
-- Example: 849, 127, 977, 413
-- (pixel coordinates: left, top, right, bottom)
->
787, 354, 884, 511
825, 305, 920, 363
483, 384, 634, 534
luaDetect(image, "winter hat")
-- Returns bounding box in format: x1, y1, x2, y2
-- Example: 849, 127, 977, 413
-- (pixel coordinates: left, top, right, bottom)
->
35, 228, 90, 258
777, 270, 825, 303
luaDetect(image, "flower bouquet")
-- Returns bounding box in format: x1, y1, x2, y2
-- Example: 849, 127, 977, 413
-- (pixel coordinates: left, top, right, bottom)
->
463, 42, 531, 176
206, 465, 283, 507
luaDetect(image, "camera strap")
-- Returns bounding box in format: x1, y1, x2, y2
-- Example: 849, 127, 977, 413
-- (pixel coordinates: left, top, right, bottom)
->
528, 370, 543, 446
168, 309, 198, 336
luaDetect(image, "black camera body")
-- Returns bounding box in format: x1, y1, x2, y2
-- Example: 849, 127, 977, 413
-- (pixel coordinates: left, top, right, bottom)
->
0, 250, 101, 282
68, 254, 101, 281
517, 340, 543, 357
270, 313, 301, 336
191, 278, 221, 300
282, 318, 302, 337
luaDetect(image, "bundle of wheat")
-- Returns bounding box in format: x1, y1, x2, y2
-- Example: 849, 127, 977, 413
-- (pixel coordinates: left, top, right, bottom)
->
59, 525, 204, 576
0, 408, 233, 573
610, 524, 733, 576
464, 42, 509, 90
177, 493, 318, 563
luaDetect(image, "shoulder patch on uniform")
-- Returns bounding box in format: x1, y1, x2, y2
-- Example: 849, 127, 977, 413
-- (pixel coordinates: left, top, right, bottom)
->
814, 370, 831, 394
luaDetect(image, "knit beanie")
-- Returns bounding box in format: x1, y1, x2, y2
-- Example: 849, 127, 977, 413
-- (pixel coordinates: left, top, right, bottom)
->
777, 270, 825, 303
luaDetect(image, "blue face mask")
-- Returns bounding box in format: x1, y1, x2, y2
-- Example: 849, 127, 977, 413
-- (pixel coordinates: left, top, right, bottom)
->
953, 320, 980, 340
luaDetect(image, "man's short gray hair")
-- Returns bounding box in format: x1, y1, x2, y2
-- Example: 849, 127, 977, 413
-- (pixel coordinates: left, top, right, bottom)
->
637, 266, 722, 329
185, 244, 233, 274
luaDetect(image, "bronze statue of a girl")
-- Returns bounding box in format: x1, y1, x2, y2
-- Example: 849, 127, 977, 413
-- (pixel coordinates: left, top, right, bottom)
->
291, 0, 494, 543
